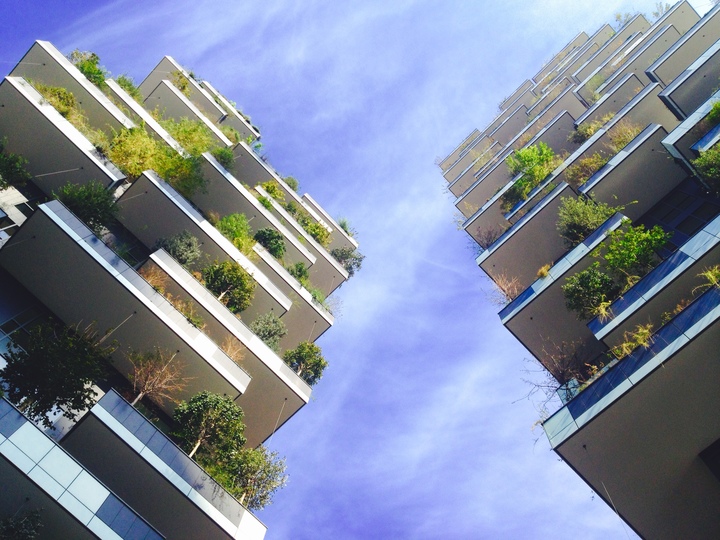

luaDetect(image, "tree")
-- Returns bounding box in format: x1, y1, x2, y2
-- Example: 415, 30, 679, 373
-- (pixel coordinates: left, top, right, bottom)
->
202, 260, 255, 313
283, 176, 299, 191
282, 341, 327, 386
215, 213, 255, 255
172, 391, 246, 460
330, 247, 365, 278
556, 196, 619, 249
232, 446, 287, 510
0, 321, 113, 427
254, 228, 286, 259
287, 261, 310, 285
562, 262, 621, 320
54, 180, 118, 235
249, 312, 287, 353
600, 224, 670, 286
0, 509, 43, 540
68, 50, 108, 89
0, 138, 31, 190
155, 230, 202, 268
126, 348, 191, 406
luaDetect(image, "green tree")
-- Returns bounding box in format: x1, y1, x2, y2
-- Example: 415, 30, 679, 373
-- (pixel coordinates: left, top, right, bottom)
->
0, 322, 113, 427
232, 446, 287, 510
282, 341, 327, 386
501, 142, 559, 211
155, 230, 202, 268
254, 228, 286, 259
68, 50, 108, 89
562, 262, 621, 320
202, 260, 255, 313
115, 74, 143, 102
283, 176, 299, 191
173, 391, 246, 460
331, 247, 365, 278
216, 213, 255, 255
0, 138, 32, 190
600, 224, 670, 286
54, 180, 118, 235
693, 144, 720, 194
556, 196, 620, 249
249, 312, 287, 353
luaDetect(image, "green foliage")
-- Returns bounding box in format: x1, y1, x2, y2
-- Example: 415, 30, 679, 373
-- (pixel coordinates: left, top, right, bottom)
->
33, 83, 105, 149
556, 196, 620, 249
229, 446, 287, 510
54, 180, 118, 235
568, 113, 615, 144
220, 125, 241, 144
212, 146, 235, 171
501, 142, 559, 211
215, 213, 255, 256
254, 228, 286, 259
170, 70, 192, 97
0, 321, 113, 427
202, 260, 255, 313
260, 179, 285, 202
0, 138, 32, 190
0, 509, 43, 539
562, 262, 621, 320
282, 341, 327, 386
283, 176, 299, 191
162, 117, 214, 157
330, 246, 365, 278
68, 50, 108, 90
106, 126, 158, 179
692, 143, 720, 194
115, 74, 143, 102
249, 312, 287, 353
257, 195, 273, 210
155, 230, 202, 268
283, 201, 331, 247
337, 217, 356, 238
287, 261, 310, 285
705, 101, 720, 129
173, 391, 246, 460
606, 119, 643, 154
600, 224, 671, 285
564, 152, 609, 188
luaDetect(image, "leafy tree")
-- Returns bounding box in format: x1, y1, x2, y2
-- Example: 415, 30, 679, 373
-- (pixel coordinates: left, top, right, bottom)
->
283, 176, 299, 191
287, 261, 310, 285
212, 146, 235, 171
0, 321, 114, 427
173, 391, 246, 459
232, 446, 287, 510
115, 74, 143, 102
249, 312, 287, 353
126, 348, 190, 406
0, 509, 43, 540
202, 260, 255, 313
0, 138, 31, 190
556, 196, 620, 249
54, 180, 118, 235
282, 341, 327, 386
562, 262, 621, 320
254, 228, 286, 259
216, 213, 255, 255
155, 230, 202, 268
600, 224, 670, 285
501, 142, 559, 211
68, 50, 108, 89
693, 144, 720, 194
330, 247, 365, 278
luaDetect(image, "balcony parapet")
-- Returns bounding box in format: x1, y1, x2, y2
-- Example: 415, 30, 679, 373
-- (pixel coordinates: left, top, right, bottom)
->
200, 80, 261, 141
662, 89, 720, 169
301, 193, 359, 252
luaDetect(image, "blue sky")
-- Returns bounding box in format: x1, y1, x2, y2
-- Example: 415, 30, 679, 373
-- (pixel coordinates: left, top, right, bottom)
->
2, 1, 713, 538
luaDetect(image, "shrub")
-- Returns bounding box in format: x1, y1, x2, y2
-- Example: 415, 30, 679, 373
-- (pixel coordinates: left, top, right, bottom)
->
170, 70, 191, 98
330, 247, 365, 278
501, 142, 559, 211
115, 74, 143, 102
564, 152, 609, 188
68, 50, 108, 90
283, 201, 331, 247
568, 112, 615, 144
54, 180, 117, 235
287, 261, 310, 285
601, 224, 671, 286
202, 260, 255, 313
155, 230, 202, 268
216, 213, 255, 256
282, 341, 327, 386
254, 228, 286, 259
257, 195, 273, 210
606, 119, 644, 154
249, 312, 287, 353
556, 196, 619, 249
260, 179, 285, 202
0, 138, 32, 190
228, 446, 287, 510
106, 126, 159, 179
212, 146, 235, 171
220, 125, 241, 144
562, 262, 621, 320
283, 176, 299, 191
692, 143, 720, 194
337, 217, 356, 238
162, 117, 214, 157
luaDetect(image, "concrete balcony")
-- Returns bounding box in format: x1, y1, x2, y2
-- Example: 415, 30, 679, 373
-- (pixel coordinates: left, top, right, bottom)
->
444, 135, 496, 192
499, 213, 625, 362
573, 15, 651, 83
0, 398, 163, 539
62, 390, 267, 540
201, 80, 261, 141
439, 129, 481, 173
525, 81, 587, 126
659, 39, 720, 120
543, 284, 720, 538
499, 80, 536, 112
143, 80, 231, 148
532, 32, 589, 85
647, 4, 720, 88
573, 72, 645, 129
115, 171, 292, 323
0, 77, 125, 195
10, 40, 133, 138
0, 200, 251, 420
663, 90, 720, 169
139, 56, 226, 123
588, 213, 720, 350
447, 140, 502, 199
301, 193, 360, 253
144, 250, 314, 447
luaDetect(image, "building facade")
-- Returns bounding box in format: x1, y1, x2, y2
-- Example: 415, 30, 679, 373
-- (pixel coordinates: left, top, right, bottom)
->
439, 2, 720, 538
0, 41, 361, 538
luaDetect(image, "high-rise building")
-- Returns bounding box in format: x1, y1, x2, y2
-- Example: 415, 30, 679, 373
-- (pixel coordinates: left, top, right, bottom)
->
0, 40, 361, 539
439, 2, 720, 537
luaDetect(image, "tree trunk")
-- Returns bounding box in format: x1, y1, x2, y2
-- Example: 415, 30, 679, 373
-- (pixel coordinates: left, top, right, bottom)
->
188, 436, 203, 459
130, 392, 145, 406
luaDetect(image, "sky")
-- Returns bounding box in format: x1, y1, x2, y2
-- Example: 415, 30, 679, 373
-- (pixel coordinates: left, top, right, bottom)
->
1, 1, 715, 538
